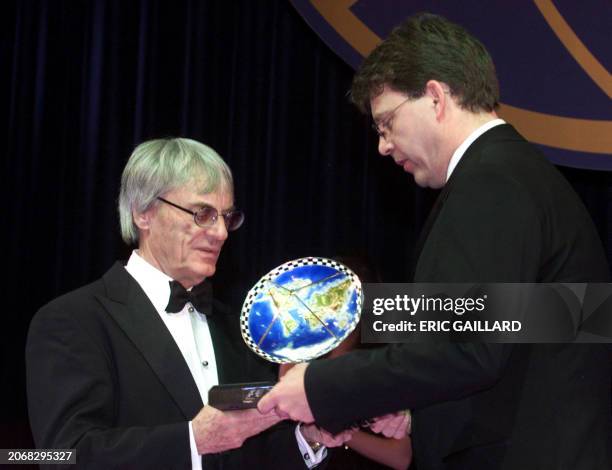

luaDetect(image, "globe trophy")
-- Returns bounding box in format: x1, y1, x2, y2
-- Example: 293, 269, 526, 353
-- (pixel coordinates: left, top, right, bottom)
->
208, 257, 363, 410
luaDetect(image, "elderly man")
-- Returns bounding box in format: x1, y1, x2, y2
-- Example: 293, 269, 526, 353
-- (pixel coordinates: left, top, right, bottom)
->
26, 138, 340, 469
259, 13, 611, 470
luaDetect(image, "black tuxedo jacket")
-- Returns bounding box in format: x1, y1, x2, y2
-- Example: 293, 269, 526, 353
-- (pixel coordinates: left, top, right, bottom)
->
26, 262, 306, 469
305, 125, 612, 470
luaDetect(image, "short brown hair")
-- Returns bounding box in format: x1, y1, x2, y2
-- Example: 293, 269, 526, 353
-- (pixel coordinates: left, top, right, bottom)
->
351, 13, 499, 114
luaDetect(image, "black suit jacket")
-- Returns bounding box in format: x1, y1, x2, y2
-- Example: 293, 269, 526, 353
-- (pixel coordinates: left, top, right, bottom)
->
305, 125, 612, 470
26, 262, 307, 469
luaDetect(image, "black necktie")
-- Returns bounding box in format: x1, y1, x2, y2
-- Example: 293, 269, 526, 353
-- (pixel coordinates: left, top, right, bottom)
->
165, 280, 213, 315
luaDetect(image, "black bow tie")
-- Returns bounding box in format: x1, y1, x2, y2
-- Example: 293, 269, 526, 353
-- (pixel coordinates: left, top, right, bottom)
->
165, 280, 213, 315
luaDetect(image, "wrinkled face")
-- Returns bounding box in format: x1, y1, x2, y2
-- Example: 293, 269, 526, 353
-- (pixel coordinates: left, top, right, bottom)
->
371, 86, 447, 189
135, 184, 233, 288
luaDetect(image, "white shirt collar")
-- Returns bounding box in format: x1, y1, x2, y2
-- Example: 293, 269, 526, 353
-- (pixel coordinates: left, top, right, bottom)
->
446, 118, 506, 182
125, 250, 174, 315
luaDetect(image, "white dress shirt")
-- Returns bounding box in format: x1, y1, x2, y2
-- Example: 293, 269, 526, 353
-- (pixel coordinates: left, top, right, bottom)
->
446, 118, 506, 182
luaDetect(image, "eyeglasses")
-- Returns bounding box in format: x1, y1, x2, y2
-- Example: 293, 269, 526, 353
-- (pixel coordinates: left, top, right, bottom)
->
156, 197, 245, 231
371, 97, 412, 139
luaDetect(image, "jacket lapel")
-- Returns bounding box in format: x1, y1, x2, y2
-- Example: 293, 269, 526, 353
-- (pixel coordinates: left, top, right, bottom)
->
97, 262, 203, 419
413, 124, 517, 273
413, 185, 451, 269
207, 301, 247, 384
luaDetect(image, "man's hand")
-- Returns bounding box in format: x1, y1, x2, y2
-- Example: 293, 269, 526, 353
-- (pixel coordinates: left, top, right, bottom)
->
300, 423, 354, 448
192, 405, 282, 454
368, 411, 411, 439
257, 362, 315, 423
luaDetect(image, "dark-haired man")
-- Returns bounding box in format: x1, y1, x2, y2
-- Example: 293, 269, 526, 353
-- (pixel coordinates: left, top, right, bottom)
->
260, 13, 611, 470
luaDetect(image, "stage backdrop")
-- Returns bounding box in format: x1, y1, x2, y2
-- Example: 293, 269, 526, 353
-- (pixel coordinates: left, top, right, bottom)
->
2, 0, 611, 457
291, 0, 612, 170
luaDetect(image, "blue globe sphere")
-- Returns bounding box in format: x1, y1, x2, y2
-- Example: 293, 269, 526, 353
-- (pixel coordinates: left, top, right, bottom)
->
241, 257, 362, 363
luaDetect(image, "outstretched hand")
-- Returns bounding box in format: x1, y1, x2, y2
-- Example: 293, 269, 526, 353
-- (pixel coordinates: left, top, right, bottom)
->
257, 362, 315, 423
369, 410, 411, 439
300, 423, 354, 448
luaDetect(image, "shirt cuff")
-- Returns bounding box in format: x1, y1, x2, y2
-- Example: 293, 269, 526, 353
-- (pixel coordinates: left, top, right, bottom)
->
189, 421, 203, 470
295, 424, 327, 468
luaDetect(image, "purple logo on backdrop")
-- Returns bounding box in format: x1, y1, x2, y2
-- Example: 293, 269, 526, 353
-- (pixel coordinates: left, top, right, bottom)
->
291, 0, 612, 170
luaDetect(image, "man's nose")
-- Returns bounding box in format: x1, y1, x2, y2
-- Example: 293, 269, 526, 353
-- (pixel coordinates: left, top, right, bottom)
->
207, 216, 228, 241
378, 135, 393, 156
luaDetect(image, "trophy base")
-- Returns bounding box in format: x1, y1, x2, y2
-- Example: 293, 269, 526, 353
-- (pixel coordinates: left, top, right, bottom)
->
208, 381, 276, 410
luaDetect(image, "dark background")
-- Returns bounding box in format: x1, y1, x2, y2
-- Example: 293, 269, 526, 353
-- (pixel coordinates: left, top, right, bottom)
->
2, 0, 611, 455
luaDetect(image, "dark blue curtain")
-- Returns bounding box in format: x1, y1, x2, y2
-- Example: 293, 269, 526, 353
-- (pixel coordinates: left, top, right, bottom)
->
2, 0, 611, 453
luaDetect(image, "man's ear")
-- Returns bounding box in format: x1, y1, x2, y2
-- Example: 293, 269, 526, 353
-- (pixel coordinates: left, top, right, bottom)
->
133, 206, 153, 231
425, 80, 449, 121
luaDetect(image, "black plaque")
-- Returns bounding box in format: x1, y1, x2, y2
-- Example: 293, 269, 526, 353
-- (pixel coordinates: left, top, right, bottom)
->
208, 381, 276, 410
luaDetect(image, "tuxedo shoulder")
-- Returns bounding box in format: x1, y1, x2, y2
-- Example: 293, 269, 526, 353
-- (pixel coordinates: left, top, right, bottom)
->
470, 135, 565, 185
456, 147, 576, 209
32, 263, 124, 324
37, 278, 106, 315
